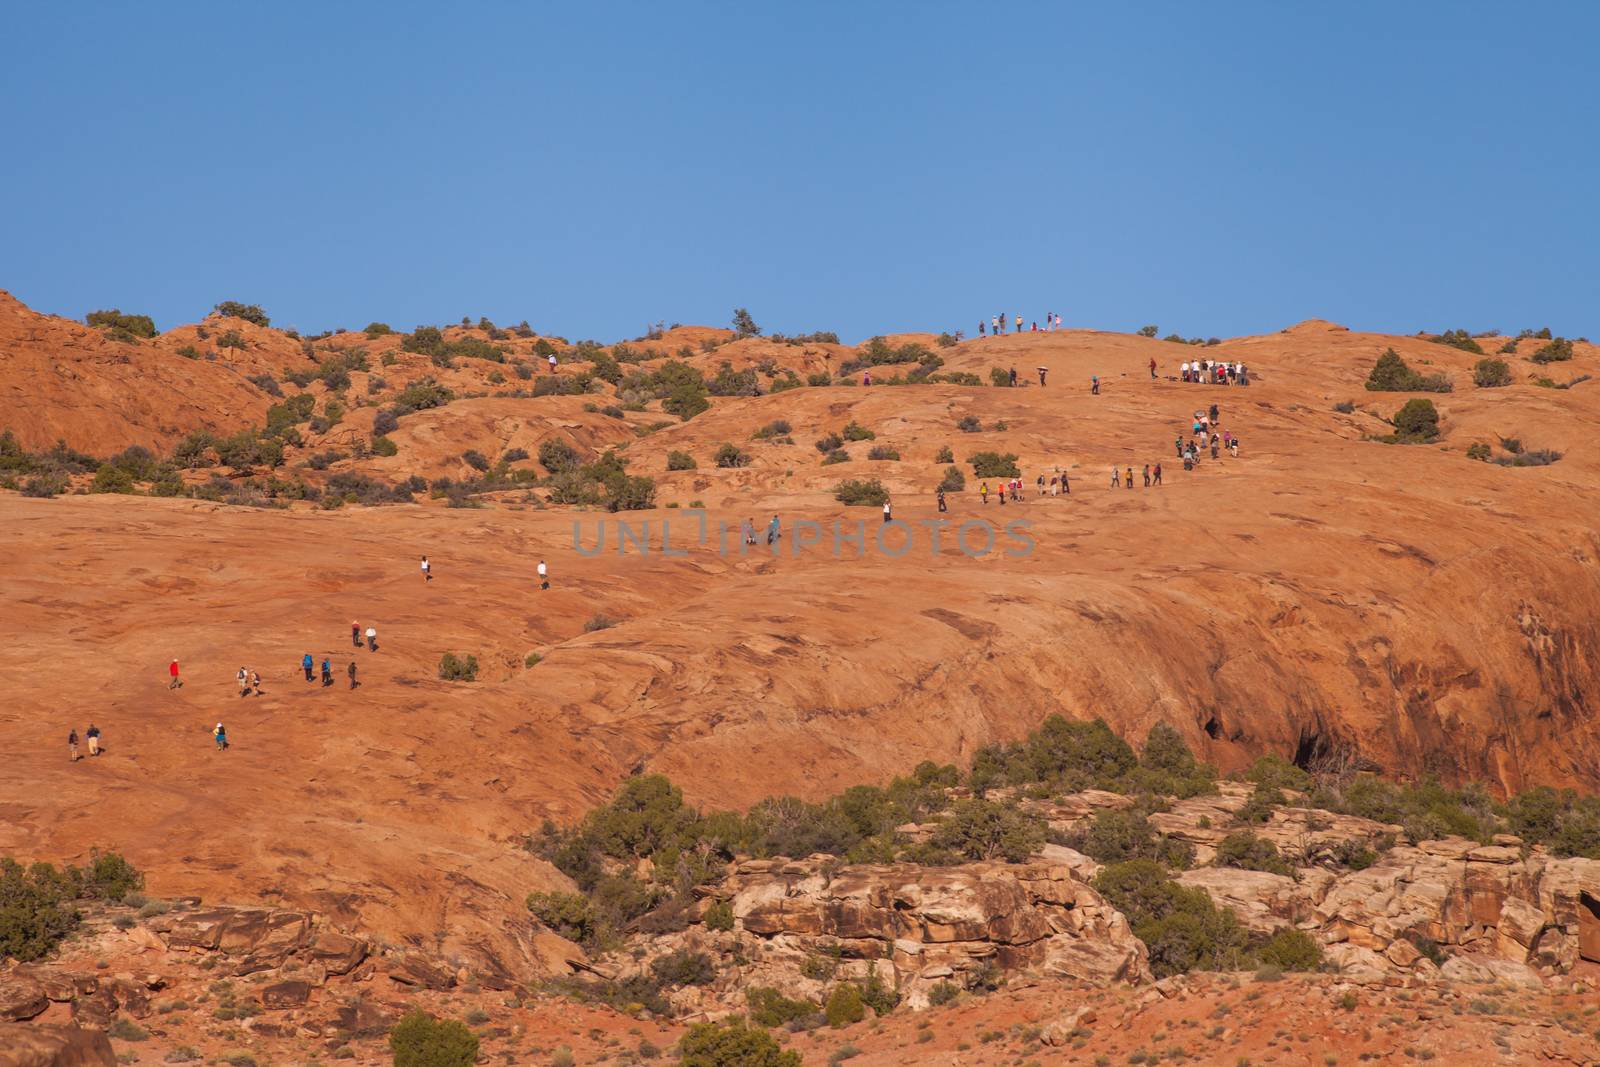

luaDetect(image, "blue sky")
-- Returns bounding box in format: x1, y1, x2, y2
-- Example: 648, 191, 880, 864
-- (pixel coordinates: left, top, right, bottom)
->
2, 2, 1595, 343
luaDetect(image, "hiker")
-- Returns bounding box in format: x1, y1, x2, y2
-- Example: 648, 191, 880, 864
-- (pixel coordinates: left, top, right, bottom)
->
1153, 463, 1162, 486
250, 669, 263, 695
1049, 474, 1058, 496
979, 320, 986, 337
1209, 403, 1219, 425
321, 658, 333, 687
537, 559, 548, 589
366, 628, 378, 652
1031, 321, 1038, 332
882, 499, 892, 523
1014, 314, 1023, 334
863, 370, 872, 386
1061, 471, 1070, 494
980, 482, 989, 505
767, 514, 781, 544
1008, 366, 1018, 387
1230, 435, 1240, 458
420, 555, 431, 581
937, 487, 947, 513
86, 723, 101, 757
168, 659, 182, 689
1150, 357, 1157, 379
992, 315, 1000, 335
214, 722, 229, 751
1037, 366, 1047, 387
1111, 468, 1121, 488
1037, 474, 1045, 496
237, 668, 250, 697
742, 518, 756, 545
68, 728, 79, 761
1125, 467, 1134, 490
1142, 465, 1151, 487
348, 661, 359, 690
1180, 361, 1189, 382
1091, 375, 1100, 395
302, 652, 314, 682
351, 621, 362, 648
547, 352, 558, 374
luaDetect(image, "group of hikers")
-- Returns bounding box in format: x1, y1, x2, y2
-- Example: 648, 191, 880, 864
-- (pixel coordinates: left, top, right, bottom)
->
1179, 358, 1250, 385
1175, 403, 1240, 470
66, 723, 103, 760
979, 312, 1065, 337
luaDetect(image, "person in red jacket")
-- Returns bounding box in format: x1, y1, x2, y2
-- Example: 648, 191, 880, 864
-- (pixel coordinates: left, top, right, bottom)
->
168, 659, 182, 689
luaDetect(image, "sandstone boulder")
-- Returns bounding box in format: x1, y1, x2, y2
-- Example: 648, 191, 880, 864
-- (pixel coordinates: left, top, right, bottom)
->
0, 972, 48, 1022
0, 1023, 115, 1067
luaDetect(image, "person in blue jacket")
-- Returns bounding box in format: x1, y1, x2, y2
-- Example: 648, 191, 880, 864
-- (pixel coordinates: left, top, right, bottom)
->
302, 652, 314, 682
320, 658, 333, 686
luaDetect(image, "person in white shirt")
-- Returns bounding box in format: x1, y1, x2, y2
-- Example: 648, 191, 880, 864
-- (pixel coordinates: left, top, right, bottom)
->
882, 500, 892, 523
547, 353, 558, 373
537, 559, 548, 589
420, 555, 431, 581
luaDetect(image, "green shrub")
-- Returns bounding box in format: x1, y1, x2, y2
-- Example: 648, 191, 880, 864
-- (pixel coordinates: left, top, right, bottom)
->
703, 899, 734, 931
956, 415, 983, 432
1427, 329, 1483, 354
389, 1008, 479, 1067
928, 798, 1045, 862
666, 450, 696, 471
747, 986, 818, 1027
841, 421, 875, 441
527, 891, 599, 947
1255, 929, 1322, 973
807, 372, 833, 386
364, 322, 393, 338
1472, 359, 1512, 387
967, 451, 1020, 478
1494, 448, 1562, 467
820, 450, 850, 465
371, 436, 398, 457
86, 309, 157, 339
539, 438, 582, 473
825, 983, 866, 1027
1215, 831, 1293, 875
833, 479, 889, 507
583, 613, 618, 632
213, 301, 269, 327
1365, 348, 1451, 392
866, 445, 900, 461
650, 948, 716, 986
1243, 754, 1310, 792
927, 981, 960, 1006
1069, 809, 1193, 869
438, 653, 479, 682
216, 329, 246, 350
935, 445, 954, 463
1530, 337, 1573, 364
0, 859, 80, 962
714, 443, 751, 468
752, 419, 792, 440
815, 433, 844, 454
989, 367, 1010, 387
678, 1019, 798, 1067
1093, 860, 1251, 977
937, 466, 965, 492
1392, 398, 1440, 441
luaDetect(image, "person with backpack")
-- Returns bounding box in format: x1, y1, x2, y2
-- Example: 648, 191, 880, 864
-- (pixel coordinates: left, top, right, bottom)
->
1008, 366, 1018, 387
347, 661, 358, 690
1111, 468, 1121, 488
767, 514, 781, 544
1153, 463, 1163, 486
980, 482, 989, 505
979, 320, 986, 337
1150, 357, 1157, 379
302, 652, 314, 682
214, 722, 229, 751
250, 669, 263, 695
68, 728, 79, 761
351, 621, 362, 648
366, 628, 378, 652
936, 487, 947, 513
86, 723, 101, 757
547, 352, 558, 374
1091, 375, 1100, 395
321, 658, 333, 687
168, 658, 182, 689
1142, 465, 1151, 487
1125, 467, 1134, 490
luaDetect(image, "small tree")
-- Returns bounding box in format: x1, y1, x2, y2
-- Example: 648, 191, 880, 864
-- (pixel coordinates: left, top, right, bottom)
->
937, 465, 965, 492
213, 301, 270, 327
731, 308, 762, 338
1472, 358, 1512, 387
825, 983, 866, 1027
666, 450, 697, 471
833, 479, 889, 507
438, 653, 479, 682
1392, 398, 1440, 441
714, 443, 751, 468
968, 451, 1021, 478
389, 1009, 478, 1067
86, 309, 158, 339
1137, 325, 1159, 338
678, 1020, 799, 1067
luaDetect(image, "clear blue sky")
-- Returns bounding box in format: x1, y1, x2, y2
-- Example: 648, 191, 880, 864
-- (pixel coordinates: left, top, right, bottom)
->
3, 3, 1596, 343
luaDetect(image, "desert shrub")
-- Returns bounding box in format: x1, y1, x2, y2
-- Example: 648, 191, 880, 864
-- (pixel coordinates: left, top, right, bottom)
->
390, 379, 453, 415
989, 367, 1010, 387
820, 450, 850, 465
389, 1009, 479, 1067
967, 451, 1020, 478
462, 450, 490, 472
216, 329, 246, 350
1392, 398, 1440, 441
937, 465, 965, 492
527, 890, 599, 946
213, 431, 283, 470
583, 613, 618, 632
213, 301, 269, 327
86, 309, 158, 339
21, 474, 68, 498
1494, 449, 1562, 467
89, 463, 136, 494
730, 307, 762, 338
934, 445, 954, 463
1428, 329, 1483, 354
703, 899, 734, 931
678, 1019, 798, 1067
807, 372, 832, 387
1093, 859, 1251, 977
956, 415, 982, 432
1332, 400, 1355, 413
176, 345, 202, 359
866, 445, 900, 461
833, 479, 889, 507
363, 322, 393, 338
1122, 722, 1219, 799
0, 859, 80, 962
539, 438, 582, 473
841, 421, 875, 441
666, 450, 697, 471
927, 981, 960, 1007
1069, 809, 1194, 869
1255, 927, 1322, 971
751, 419, 792, 440
747, 987, 817, 1027
927, 798, 1045, 863
403, 326, 446, 356
1215, 831, 1293, 875
825, 983, 866, 1027
1531, 337, 1574, 364
438, 653, 479, 682
651, 948, 716, 986
707, 362, 759, 397
967, 715, 1137, 795
714, 443, 751, 468
1472, 359, 1512, 387
936, 331, 959, 347
814, 433, 844, 454
1364, 348, 1450, 392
